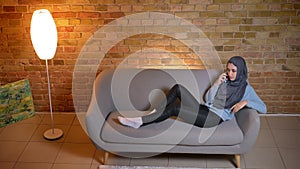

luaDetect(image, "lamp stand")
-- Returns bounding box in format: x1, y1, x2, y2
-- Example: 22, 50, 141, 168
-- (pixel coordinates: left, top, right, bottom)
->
43, 59, 63, 140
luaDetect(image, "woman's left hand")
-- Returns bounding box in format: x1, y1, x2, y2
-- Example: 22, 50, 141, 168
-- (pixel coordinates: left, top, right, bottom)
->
230, 100, 248, 113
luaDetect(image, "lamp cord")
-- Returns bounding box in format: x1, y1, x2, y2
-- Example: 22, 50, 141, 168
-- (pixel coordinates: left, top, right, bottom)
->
45, 59, 55, 133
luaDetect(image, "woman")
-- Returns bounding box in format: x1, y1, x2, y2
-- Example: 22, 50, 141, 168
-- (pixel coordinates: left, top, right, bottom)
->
118, 56, 267, 129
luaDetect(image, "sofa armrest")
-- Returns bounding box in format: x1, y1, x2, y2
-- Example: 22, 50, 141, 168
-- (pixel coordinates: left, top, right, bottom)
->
86, 70, 116, 150
235, 108, 260, 154
86, 89, 104, 148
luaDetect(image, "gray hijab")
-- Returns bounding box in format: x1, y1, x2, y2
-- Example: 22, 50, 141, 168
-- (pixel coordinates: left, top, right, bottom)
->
213, 56, 248, 109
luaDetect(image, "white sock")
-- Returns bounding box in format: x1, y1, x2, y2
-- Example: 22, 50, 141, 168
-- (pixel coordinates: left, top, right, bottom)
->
118, 116, 143, 129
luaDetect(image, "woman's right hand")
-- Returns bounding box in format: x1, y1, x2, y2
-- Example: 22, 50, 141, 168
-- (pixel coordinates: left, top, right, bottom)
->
214, 73, 227, 86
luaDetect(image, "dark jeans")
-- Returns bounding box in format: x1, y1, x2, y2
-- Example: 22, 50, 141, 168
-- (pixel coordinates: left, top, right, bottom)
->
142, 84, 223, 128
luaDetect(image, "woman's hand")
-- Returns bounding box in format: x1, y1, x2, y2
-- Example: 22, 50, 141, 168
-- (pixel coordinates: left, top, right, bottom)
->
214, 73, 228, 86
230, 100, 248, 113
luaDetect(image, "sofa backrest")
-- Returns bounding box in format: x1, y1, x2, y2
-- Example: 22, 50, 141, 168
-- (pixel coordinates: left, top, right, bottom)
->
94, 69, 220, 115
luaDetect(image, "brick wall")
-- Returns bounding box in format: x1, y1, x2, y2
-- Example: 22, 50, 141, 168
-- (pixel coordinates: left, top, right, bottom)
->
0, 0, 299, 113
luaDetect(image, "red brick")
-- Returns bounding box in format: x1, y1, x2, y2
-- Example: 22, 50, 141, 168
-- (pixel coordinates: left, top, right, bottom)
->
9, 19, 22, 26
52, 12, 77, 18
74, 26, 97, 32
43, 0, 66, 4
57, 26, 74, 32
16, 6, 28, 12
288, 78, 300, 83
0, 19, 9, 26
3, 6, 16, 12
100, 12, 124, 18
64, 46, 76, 52
18, 0, 42, 4
189, 0, 212, 4
0, 13, 22, 19
78, 12, 99, 18
53, 5, 70, 11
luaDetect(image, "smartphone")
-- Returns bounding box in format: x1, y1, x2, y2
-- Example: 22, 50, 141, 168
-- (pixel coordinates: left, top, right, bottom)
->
224, 73, 229, 83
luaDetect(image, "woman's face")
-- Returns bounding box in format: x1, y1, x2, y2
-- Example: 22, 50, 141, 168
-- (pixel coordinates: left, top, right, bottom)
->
226, 63, 237, 81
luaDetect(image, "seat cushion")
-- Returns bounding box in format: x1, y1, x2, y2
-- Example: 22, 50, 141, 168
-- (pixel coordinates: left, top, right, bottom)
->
100, 111, 244, 146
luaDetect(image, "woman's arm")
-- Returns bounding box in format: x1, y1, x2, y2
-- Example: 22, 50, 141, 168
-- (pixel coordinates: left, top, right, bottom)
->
232, 85, 267, 114
205, 84, 218, 105
205, 73, 226, 104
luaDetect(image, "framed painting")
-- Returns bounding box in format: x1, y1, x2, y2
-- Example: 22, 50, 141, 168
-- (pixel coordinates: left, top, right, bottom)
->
0, 79, 35, 127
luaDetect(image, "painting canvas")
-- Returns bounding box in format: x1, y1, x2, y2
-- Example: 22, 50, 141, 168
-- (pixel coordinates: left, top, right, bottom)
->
0, 79, 35, 127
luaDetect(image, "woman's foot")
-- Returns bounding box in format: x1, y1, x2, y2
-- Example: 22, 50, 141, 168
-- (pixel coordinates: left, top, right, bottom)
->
118, 116, 143, 129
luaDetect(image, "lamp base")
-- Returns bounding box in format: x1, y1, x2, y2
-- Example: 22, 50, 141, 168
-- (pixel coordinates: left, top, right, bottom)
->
43, 128, 64, 140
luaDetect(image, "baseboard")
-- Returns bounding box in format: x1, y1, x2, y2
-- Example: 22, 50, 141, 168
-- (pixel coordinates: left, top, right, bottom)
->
99, 165, 236, 169
259, 113, 300, 117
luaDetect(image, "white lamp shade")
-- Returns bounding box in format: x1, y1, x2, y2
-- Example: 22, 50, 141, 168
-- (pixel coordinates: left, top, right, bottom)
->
30, 9, 57, 60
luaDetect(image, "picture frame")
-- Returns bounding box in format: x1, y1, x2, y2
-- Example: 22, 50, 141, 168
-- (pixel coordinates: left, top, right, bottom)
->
0, 79, 35, 127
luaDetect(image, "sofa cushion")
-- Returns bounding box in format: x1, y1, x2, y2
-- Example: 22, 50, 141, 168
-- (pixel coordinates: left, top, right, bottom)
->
100, 111, 244, 146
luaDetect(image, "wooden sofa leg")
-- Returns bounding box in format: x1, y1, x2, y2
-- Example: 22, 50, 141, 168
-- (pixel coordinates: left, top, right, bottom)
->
101, 151, 109, 164
235, 154, 241, 168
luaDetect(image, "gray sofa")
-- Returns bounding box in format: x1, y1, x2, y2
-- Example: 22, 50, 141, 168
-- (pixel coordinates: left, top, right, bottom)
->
86, 68, 260, 168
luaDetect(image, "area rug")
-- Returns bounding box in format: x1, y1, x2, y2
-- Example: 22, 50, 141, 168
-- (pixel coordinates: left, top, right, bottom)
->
99, 165, 234, 169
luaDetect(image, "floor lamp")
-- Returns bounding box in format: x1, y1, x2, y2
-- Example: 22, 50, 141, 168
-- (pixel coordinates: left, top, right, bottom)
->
30, 9, 63, 140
